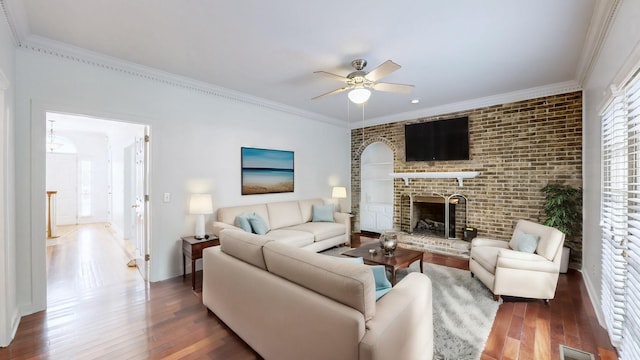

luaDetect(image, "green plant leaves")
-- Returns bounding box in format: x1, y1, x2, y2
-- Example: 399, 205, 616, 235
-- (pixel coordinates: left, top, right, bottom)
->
541, 184, 582, 238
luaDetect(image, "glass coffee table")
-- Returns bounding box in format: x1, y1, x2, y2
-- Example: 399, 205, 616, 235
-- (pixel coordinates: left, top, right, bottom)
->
342, 242, 424, 285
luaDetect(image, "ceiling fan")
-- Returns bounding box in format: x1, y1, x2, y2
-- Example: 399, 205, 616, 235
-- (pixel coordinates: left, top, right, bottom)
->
312, 59, 414, 104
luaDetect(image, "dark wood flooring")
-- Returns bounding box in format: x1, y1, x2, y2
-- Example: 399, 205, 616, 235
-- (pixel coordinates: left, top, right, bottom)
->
0, 229, 617, 359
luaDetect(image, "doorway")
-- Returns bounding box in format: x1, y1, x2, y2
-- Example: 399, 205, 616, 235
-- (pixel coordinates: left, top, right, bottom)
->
44, 112, 149, 288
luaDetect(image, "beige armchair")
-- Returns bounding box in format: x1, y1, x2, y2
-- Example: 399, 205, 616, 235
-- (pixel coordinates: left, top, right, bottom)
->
469, 219, 565, 302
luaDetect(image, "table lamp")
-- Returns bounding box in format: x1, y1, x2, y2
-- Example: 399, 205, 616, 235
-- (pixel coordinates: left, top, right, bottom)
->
332, 186, 347, 212
189, 194, 213, 239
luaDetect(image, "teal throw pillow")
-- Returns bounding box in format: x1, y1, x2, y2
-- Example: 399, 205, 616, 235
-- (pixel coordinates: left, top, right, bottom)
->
332, 257, 391, 300
235, 213, 253, 233
312, 204, 335, 222
513, 230, 540, 253
370, 265, 392, 300
247, 213, 269, 235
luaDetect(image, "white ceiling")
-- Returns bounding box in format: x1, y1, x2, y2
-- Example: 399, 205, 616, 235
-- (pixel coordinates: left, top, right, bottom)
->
9, 0, 598, 125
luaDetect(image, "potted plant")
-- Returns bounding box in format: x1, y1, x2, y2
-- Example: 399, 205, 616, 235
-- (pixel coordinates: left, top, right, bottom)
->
541, 184, 582, 272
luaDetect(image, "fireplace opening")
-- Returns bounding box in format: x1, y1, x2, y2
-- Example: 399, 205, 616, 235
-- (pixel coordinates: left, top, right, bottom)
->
413, 201, 456, 237
401, 194, 468, 239
411, 196, 457, 237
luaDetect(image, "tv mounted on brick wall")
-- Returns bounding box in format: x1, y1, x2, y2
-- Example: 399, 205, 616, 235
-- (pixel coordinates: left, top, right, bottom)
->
405, 116, 470, 161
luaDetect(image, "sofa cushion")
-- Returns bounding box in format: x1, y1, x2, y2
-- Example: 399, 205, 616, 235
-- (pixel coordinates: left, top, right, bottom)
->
285, 222, 345, 242
218, 204, 271, 232
511, 219, 564, 261
298, 199, 325, 223
312, 204, 335, 222
510, 230, 539, 253
234, 213, 253, 233
264, 229, 314, 247
471, 246, 501, 274
266, 201, 304, 230
248, 213, 269, 235
219, 229, 272, 270
263, 241, 376, 321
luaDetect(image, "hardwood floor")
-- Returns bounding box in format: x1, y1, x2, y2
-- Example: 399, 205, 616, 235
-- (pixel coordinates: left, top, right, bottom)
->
1, 229, 617, 359
352, 236, 618, 360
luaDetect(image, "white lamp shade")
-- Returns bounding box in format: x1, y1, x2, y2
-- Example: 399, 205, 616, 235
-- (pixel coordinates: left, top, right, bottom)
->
348, 88, 371, 104
189, 194, 213, 215
332, 186, 347, 199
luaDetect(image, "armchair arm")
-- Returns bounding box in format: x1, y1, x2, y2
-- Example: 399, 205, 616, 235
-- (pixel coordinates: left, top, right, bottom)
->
497, 249, 559, 273
360, 273, 433, 360
212, 221, 241, 237
471, 237, 510, 249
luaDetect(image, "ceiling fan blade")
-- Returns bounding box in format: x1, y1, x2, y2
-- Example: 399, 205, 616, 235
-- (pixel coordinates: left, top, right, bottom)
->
312, 86, 350, 100
372, 82, 414, 94
365, 60, 401, 82
313, 71, 350, 83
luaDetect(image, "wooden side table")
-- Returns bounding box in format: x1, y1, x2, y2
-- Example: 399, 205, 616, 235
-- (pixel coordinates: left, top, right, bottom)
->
182, 235, 219, 290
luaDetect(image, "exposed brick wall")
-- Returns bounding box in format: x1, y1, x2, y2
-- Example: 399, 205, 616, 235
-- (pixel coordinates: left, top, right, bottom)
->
351, 91, 583, 266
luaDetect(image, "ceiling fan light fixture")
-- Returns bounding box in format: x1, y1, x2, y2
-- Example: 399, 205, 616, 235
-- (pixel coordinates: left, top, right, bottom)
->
348, 88, 371, 104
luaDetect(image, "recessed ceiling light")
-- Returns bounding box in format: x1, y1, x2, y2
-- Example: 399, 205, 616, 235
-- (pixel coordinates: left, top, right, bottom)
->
411, 99, 420, 104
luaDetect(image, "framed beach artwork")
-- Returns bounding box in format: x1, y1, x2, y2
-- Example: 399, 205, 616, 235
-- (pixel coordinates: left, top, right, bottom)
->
241, 147, 294, 195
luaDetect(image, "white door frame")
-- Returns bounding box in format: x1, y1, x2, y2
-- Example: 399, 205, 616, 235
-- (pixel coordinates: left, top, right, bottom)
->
25, 102, 152, 315
0, 68, 19, 346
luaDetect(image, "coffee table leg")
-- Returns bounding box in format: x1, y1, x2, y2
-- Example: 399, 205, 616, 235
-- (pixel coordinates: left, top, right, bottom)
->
391, 268, 397, 286
420, 259, 424, 273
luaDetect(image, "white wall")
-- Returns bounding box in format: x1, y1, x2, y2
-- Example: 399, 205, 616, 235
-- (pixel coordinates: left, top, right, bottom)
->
13, 48, 351, 315
582, 0, 640, 323
0, 10, 18, 347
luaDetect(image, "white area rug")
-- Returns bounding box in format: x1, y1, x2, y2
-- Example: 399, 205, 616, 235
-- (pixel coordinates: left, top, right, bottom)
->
321, 247, 499, 360
398, 262, 499, 360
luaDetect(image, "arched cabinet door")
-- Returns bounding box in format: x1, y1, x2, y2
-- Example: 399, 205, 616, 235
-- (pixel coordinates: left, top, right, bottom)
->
360, 142, 393, 233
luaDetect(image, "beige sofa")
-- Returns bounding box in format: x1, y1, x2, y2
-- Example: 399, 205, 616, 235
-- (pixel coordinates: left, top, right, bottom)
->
212, 198, 351, 252
469, 219, 565, 301
203, 229, 434, 360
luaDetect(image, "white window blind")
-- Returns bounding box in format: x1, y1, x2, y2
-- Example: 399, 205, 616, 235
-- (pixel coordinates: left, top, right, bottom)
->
601, 67, 640, 360
601, 92, 628, 347
621, 70, 640, 360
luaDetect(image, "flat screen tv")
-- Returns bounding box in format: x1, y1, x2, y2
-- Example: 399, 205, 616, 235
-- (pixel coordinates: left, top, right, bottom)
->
405, 117, 469, 161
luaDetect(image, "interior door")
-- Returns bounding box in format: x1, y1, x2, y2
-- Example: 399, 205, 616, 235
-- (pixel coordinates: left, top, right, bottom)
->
133, 130, 150, 281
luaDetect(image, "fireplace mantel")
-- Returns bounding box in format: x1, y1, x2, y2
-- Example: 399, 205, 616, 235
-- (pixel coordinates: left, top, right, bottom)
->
389, 171, 480, 186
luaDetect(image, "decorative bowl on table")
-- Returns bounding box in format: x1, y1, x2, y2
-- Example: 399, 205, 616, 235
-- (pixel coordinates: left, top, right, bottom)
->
379, 232, 398, 257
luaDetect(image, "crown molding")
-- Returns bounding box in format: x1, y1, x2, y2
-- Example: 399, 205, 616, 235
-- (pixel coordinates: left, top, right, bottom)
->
353, 80, 582, 129
0, 0, 29, 46
575, 0, 622, 86
18, 36, 346, 128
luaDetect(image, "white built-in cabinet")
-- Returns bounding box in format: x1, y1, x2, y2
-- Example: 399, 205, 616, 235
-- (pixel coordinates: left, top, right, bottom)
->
360, 142, 393, 233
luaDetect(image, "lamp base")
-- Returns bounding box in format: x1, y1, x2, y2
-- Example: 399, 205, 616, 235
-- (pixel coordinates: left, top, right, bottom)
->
194, 214, 206, 239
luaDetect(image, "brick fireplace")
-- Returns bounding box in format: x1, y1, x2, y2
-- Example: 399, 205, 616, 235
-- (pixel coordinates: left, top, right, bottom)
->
351, 91, 584, 265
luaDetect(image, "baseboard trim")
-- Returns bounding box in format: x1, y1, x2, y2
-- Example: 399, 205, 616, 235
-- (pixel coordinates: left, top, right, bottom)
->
581, 269, 606, 329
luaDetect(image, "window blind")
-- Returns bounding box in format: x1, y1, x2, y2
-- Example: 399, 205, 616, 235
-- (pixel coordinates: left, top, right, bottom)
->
600, 93, 628, 347
621, 70, 640, 360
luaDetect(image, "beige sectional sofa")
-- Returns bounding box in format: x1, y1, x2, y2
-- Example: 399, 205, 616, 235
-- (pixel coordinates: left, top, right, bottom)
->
203, 229, 434, 360
212, 198, 351, 252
